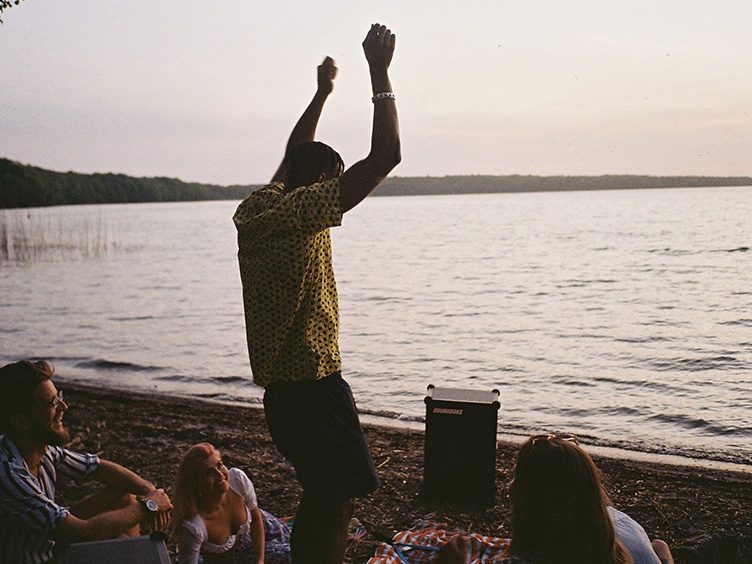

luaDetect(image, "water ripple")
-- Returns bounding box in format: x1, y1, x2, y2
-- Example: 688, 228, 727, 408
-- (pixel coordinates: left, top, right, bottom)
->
76, 359, 163, 372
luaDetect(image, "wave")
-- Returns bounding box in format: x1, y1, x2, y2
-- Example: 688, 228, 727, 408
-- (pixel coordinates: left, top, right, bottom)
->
154, 374, 199, 383
720, 318, 752, 327
649, 355, 747, 372
193, 392, 262, 406
75, 359, 163, 372
591, 375, 671, 391
549, 375, 595, 388
649, 413, 752, 438
210, 375, 248, 384
359, 407, 424, 423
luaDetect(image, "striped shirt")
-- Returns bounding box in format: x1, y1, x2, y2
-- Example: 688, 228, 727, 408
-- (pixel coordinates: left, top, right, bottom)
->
0, 434, 100, 564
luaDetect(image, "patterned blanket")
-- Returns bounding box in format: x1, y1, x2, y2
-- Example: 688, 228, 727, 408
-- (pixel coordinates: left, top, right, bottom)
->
366, 520, 510, 564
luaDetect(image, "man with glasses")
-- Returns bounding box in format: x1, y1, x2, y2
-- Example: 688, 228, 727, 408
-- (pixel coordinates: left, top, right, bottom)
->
0, 359, 173, 564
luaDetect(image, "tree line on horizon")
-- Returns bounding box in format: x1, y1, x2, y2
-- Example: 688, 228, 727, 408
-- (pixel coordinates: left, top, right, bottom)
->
1, 157, 751, 209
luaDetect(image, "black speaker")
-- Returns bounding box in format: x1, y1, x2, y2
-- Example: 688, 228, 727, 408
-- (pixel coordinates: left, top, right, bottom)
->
57, 533, 171, 564
423, 385, 500, 506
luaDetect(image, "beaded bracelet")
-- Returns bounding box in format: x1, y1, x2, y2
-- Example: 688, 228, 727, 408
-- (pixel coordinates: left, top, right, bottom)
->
372, 92, 396, 103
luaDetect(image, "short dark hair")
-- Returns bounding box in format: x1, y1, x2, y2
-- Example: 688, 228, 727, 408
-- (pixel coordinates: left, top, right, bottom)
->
0, 359, 55, 432
284, 141, 344, 191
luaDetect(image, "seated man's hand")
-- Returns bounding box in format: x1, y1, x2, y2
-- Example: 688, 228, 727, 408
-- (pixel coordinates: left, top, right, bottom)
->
138, 489, 173, 531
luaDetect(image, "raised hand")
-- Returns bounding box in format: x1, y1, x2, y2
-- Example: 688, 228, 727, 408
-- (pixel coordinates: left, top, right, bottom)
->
317, 56, 337, 96
362, 23, 396, 71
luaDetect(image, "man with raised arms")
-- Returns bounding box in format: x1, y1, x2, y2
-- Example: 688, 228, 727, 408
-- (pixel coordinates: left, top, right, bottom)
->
0, 359, 173, 564
233, 23, 400, 563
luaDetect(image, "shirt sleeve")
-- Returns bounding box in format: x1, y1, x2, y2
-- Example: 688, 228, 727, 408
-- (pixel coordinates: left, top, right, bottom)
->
0, 459, 69, 535
229, 467, 258, 511
177, 524, 204, 564
51, 446, 100, 480
234, 179, 343, 238
284, 178, 343, 235
609, 507, 661, 564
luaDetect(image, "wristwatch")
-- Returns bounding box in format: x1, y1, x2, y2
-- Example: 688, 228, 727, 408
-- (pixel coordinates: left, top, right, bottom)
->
141, 498, 159, 513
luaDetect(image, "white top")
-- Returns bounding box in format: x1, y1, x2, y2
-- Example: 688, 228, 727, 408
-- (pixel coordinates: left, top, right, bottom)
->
178, 467, 258, 564
608, 507, 662, 564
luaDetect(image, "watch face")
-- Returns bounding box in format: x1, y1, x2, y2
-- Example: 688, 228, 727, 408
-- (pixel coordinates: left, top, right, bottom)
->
145, 499, 159, 512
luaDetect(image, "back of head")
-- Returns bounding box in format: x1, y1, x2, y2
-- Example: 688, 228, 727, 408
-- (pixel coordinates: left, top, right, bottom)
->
507, 435, 631, 564
172, 442, 215, 536
0, 359, 54, 434
284, 141, 344, 191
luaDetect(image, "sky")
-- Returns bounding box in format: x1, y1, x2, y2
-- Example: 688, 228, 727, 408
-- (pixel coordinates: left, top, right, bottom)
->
1, 1, 750, 185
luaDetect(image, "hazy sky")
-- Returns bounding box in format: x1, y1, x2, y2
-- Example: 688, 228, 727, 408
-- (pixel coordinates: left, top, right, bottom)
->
2, 1, 750, 185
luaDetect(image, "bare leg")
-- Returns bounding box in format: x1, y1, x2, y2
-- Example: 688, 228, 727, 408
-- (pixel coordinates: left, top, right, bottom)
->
69, 486, 140, 537
290, 492, 354, 564
652, 539, 675, 564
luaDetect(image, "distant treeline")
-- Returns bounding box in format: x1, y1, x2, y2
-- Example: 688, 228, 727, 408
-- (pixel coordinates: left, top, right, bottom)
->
1, 157, 750, 209
375, 175, 752, 196
0, 158, 255, 209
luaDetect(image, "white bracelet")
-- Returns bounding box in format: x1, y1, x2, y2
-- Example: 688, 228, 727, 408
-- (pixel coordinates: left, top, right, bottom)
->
372, 92, 396, 103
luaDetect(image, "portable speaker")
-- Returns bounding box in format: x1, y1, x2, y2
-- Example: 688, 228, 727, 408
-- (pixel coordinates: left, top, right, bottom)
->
423, 385, 500, 506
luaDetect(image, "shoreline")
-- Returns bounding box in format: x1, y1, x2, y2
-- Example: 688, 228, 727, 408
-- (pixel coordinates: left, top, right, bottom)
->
53, 379, 752, 563
59, 377, 752, 475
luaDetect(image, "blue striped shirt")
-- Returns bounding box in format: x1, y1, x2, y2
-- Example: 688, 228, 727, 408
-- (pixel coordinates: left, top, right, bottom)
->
0, 434, 99, 564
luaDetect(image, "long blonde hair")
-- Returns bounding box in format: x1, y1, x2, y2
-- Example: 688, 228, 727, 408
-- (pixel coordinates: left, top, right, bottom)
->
171, 442, 216, 539
504, 435, 632, 564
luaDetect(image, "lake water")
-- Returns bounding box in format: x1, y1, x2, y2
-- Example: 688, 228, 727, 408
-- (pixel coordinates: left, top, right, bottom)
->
1, 186, 751, 466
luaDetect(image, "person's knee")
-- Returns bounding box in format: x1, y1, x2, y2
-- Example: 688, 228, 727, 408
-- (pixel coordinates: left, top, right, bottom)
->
105, 489, 138, 511
651, 539, 674, 564
118, 491, 138, 508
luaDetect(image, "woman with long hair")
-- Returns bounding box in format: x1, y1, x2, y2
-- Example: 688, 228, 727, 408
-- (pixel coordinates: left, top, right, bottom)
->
172, 443, 290, 564
497, 434, 672, 564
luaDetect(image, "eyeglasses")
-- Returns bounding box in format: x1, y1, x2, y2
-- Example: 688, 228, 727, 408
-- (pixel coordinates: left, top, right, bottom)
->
51, 391, 66, 409
530, 433, 579, 447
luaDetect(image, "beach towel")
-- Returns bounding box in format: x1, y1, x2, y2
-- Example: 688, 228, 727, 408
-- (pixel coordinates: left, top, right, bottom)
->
366, 520, 510, 564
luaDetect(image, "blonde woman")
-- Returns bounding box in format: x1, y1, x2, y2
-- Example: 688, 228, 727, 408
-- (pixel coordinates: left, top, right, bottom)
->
173, 443, 290, 564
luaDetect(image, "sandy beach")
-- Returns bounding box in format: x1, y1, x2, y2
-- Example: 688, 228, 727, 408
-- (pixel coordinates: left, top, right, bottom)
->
54, 381, 752, 563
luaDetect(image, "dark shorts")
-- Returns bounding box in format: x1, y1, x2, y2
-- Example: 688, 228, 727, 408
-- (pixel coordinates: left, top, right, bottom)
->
263, 372, 379, 498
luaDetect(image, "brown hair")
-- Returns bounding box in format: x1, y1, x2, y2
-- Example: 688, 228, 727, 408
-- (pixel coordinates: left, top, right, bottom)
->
171, 442, 216, 539
504, 435, 632, 564
0, 359, 55, 432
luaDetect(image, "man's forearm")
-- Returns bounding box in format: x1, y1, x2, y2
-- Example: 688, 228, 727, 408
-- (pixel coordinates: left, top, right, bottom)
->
271, 57, 337, 183
285, 90, 329, 154
92, 460, 154, 495
54, 503, 145, 542
338, 24, 401, 213
270, 91, 329, 183
368, 67, 400, 164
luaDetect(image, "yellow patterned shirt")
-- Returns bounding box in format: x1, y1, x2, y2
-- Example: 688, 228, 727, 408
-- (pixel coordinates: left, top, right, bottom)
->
233, 179, 343, 388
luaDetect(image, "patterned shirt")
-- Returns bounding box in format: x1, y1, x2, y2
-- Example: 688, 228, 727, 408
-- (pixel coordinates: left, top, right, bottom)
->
233, 179, 343, 388
0, 434, 100, 564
